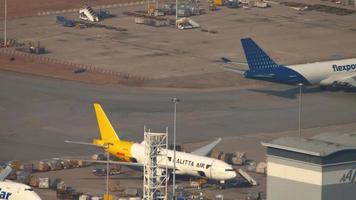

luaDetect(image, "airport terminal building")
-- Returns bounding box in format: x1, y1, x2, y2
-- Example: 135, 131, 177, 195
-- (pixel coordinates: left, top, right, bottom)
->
262, 132, 356, 200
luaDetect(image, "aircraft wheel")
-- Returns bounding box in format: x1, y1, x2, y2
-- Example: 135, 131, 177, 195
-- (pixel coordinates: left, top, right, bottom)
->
218, 185, 225, 190
217, 181, 225, 190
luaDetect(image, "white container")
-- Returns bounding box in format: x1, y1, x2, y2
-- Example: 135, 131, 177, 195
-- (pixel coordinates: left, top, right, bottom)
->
79, 194, 91, 200
38, 177, 50, 189
91, 197, 103, 200
256, 161, 267, 174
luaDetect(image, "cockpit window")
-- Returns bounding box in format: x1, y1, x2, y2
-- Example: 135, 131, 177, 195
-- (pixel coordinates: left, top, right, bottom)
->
25, 188, 34, 191
225, 169, 235, 171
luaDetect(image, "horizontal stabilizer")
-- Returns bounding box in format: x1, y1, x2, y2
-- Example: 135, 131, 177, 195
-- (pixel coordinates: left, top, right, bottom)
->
221, 57, 232, 63
221, 57, 248, 66
224, 66, 246, 75
65, 140, 103, 147
191, 138, 222, 156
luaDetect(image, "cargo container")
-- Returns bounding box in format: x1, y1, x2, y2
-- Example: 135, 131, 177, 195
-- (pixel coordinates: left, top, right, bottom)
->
255, 162, 267, 174
20, 163, 34, 173
29, 176, 39, 187
38, 177, 50, 189
214, 0, 225, 6
79, 194, 91, 200
49, 160, 63, 171
10, 160, 21, 171
36, 161, 50, 172
16, 171, 31, 184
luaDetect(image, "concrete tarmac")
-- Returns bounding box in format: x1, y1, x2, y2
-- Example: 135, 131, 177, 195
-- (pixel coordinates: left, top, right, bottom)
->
3, 2, 356, 79
1, 70, 356, 161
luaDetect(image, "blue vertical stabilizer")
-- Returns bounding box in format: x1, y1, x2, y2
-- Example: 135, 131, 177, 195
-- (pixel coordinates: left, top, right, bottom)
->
241, 38, 279, 69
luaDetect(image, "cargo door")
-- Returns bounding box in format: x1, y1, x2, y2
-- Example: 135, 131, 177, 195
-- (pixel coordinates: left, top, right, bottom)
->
207, 159, 214, 179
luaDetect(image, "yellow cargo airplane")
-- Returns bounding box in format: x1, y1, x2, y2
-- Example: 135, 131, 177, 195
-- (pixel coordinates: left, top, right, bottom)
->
65, 104, 237, 181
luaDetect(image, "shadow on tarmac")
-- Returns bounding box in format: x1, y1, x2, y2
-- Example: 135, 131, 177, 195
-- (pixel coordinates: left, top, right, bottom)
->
248, 86, 324, 99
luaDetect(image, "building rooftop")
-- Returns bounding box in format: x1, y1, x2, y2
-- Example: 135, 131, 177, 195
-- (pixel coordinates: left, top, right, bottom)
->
262, 132, 356, 157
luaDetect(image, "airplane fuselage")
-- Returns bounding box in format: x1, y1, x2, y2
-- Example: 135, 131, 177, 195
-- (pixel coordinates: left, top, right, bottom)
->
99, 139, 236, 181
289, 58, 356, 85
91, 103, 237, 182
245, 58, 356, 86
0, 181, 41, 200
131, 143, 236, 180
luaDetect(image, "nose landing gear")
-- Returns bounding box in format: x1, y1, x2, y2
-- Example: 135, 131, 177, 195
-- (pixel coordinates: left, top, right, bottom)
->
218, 180, 226, 190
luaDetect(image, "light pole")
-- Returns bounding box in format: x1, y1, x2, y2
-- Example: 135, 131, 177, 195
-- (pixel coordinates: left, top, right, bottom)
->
171, 97, 180, 200
104, 142, 113, 199
297, 83, 303, 137
4, 0, 7, 48
175, 0, 178, 21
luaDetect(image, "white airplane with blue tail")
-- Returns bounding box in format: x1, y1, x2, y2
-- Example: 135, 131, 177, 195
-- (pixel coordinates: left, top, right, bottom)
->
223, 38, 356, 90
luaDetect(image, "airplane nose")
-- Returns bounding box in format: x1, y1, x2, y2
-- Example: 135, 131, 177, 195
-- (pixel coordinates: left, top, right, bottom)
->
230, 171, 237, 179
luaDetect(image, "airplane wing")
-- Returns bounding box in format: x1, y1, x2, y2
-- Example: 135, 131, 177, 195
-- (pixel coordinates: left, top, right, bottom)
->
53, 158, 144, 167
0, 166, 13, 181
221, 57, 248, 65
53, 158, 174, 169
221, 56, 248, 75
320, 73, 356, 88
190, 138, 222, 156
65, 140, 102, 147
65, 140, 111, 149
224, 66, 246, 75
82, 160, 175, 169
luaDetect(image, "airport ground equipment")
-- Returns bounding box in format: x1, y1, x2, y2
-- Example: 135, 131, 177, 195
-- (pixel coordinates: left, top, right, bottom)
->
156, 3, 176, 15
262, 132, 356, 200
214, 0, 225, 6
177, 3, 203, 17
147, 0, 159, 16
237, 169, 258, 186
28, 41, 46, 54
227, 0, 239, 8
134, 16, 171, 27
176, 18, 200, 30
79, 6, 99, 22
97, 10, 111, 20
143, 129, 168, 200
209, 3, 218, 11
254, 0, 268, 8
56, 16, 75, 27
